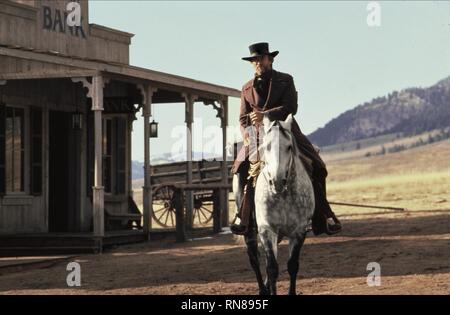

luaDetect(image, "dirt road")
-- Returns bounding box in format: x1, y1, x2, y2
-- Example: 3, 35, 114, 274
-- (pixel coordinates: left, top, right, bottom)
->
0, 208, 449, 295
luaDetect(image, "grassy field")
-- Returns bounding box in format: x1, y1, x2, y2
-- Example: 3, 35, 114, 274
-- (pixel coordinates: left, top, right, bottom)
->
132, 137, 450, 227
320, 128, 450, 162
325, 138, 450, 215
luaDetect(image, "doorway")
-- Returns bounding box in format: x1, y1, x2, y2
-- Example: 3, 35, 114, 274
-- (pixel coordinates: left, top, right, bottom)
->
48, 111, 71, 232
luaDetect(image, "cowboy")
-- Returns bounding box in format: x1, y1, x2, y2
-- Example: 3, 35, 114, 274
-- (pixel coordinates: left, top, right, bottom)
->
230, 42, 342, 236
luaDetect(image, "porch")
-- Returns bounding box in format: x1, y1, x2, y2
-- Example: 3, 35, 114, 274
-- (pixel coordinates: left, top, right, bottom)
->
0, 230, 144, 256
0, 47, 240, 254
0, 0, 240, 255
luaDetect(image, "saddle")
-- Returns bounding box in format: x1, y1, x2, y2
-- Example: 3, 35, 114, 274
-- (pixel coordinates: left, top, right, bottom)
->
231, 131, 316, 236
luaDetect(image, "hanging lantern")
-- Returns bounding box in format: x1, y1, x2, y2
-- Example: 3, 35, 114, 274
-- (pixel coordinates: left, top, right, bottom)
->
150, 119, 158, 138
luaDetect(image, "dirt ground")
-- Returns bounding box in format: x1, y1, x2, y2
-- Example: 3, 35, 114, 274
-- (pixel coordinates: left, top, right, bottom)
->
0, 207, 449, 295
1, 140, 449, 295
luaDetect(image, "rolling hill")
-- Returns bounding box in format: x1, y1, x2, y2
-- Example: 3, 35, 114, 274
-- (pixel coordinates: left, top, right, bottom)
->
308, 76, 450, 147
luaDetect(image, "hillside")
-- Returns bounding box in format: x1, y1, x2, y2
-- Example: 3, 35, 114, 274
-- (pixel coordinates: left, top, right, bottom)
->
320, 127, 450, 163
309, 76, 450, 146
326, 137, 450, 183
325, 137, 450, 213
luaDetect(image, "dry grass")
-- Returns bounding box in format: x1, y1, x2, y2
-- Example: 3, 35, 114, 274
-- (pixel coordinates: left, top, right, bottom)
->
326, 139, 450, 216
132, 139, 450, 226
321, 129, 450, 162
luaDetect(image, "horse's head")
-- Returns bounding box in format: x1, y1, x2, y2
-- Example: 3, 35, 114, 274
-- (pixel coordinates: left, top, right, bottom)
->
261, 113, 296, 194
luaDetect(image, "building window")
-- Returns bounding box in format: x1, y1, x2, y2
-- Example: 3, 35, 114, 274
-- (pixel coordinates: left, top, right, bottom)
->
103, 118, 112, 193
30, 108, 43, 195
5, 107, 25, 193
102, 116, 127, 194
116, 118, 126, 194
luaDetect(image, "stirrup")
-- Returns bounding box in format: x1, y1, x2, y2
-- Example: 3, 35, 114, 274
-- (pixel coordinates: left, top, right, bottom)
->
230, 223, 249, 235
231, 213, 239, 225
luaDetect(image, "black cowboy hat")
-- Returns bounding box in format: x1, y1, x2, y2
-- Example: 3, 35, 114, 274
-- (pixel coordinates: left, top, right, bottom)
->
242, 42, 279, 61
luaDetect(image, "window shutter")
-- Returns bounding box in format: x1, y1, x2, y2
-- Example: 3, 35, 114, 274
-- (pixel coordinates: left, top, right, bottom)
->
30, 107, 42, 195
115, 117, 126, 194
87, 112, 94, 196
0, 104, 5, 196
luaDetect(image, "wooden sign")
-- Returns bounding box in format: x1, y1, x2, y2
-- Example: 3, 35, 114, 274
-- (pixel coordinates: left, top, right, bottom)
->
42, 1, 87, 39
0, 0, 132, 65
41, 0, 88, 39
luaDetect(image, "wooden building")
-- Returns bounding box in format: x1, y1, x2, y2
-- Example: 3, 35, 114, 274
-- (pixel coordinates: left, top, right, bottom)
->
0, 0, 240, 254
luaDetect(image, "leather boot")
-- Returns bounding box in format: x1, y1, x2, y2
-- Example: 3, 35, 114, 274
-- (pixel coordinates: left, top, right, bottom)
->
311, 178, 342, 236
230, 182, 254, 235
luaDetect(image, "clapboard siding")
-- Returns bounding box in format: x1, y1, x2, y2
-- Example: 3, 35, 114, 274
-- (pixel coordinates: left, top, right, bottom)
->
0, 0, 132, 65
0, 56, 84, 75
0, 196, 46, 234
0, 79, 85, 234
1, 78, 88, 112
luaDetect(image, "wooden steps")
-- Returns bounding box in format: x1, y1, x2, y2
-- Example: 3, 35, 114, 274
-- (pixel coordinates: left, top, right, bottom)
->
0, 231, 146, 257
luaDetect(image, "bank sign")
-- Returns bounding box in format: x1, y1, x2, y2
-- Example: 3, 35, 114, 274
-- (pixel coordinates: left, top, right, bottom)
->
42, 1, 86, 39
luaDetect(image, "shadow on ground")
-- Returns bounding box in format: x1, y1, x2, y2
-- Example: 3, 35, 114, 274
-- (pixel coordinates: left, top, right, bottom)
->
0, 211, 448, 293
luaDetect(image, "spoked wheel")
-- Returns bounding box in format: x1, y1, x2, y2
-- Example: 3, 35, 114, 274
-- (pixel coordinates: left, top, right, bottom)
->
152, 185, 177, 228
151, 186, 214, 228
192, 195, 213, 226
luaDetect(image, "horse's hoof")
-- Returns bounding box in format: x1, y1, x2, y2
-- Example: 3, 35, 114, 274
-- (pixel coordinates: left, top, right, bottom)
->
259, 287, 270, 295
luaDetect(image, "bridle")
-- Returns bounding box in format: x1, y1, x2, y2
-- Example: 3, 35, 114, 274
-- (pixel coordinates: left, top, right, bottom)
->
262, 122, 296, 192
280, 126, 296, 186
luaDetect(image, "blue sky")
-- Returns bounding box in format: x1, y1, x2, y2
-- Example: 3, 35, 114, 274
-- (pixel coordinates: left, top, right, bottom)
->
89, 1, 450, 161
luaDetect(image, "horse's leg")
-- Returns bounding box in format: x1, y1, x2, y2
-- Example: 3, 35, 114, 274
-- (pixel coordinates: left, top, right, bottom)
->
259, 229, 279, 295
236, 173, 266, 294
287, 234, 306, 295
244, 230, 267, 295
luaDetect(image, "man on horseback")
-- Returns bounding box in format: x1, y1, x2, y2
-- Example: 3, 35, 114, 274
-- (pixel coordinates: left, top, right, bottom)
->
230, 42, 342, 236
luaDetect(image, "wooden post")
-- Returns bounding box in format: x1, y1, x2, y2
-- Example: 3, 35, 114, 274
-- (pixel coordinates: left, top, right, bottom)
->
174, 188, 186, 242
212, 188, 221, 233
91, 75, 105, 239
72, 76, 108, 242
219, 98, 229, 228
140, 85, 157, 240
182, 93, 197, 230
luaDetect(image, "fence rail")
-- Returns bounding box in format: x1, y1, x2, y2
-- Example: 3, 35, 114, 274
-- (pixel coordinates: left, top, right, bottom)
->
329, 201, 406, 211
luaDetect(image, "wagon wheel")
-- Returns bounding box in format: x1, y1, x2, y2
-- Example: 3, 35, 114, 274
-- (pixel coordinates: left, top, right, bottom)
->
152, 186, 214, 228
192, 195, 213, 226
152, 185, 178, 228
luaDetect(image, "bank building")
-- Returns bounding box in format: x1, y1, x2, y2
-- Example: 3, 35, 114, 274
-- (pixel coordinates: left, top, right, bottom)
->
0, 0, 240, 255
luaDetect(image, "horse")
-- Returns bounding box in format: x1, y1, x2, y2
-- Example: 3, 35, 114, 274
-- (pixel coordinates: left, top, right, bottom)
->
232, 113, 315, 295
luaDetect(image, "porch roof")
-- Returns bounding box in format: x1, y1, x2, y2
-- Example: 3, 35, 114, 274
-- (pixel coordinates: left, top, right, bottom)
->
0, 46, 241, 103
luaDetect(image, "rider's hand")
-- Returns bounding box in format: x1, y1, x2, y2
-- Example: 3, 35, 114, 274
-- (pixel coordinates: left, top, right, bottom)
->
250, 111, 263, 125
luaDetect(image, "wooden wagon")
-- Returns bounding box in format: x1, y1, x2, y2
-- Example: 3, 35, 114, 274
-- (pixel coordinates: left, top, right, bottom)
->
150, 159, 235, 228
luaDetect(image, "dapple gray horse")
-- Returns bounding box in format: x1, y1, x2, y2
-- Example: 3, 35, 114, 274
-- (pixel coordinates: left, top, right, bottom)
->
233, 114, 315, 295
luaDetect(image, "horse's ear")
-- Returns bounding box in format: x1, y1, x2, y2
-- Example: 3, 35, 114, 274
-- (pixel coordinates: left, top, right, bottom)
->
284, 114, 293, 129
